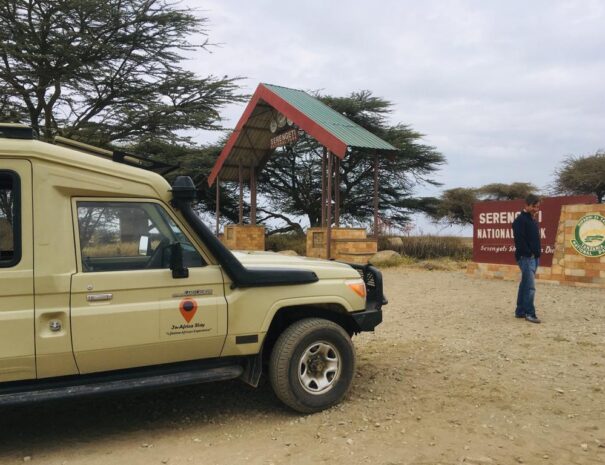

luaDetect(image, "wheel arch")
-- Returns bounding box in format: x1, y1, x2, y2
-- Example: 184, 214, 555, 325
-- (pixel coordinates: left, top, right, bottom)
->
261, 302, 357, 364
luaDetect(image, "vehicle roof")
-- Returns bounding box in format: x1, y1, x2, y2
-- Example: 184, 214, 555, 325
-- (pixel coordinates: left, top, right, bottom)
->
0, 138, 171, 201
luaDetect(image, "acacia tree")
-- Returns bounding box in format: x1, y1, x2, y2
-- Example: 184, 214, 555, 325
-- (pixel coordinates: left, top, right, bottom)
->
431, 182, 539, 226
552, 152, 605, 203
258, 91, 445, 231
0, 0, 243, 145
430, 188, 478, 225
478, 182, 538, 201
132, 139, 243, 223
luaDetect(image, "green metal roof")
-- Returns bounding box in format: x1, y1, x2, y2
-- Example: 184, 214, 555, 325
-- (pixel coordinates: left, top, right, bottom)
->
263, 84, 398, 152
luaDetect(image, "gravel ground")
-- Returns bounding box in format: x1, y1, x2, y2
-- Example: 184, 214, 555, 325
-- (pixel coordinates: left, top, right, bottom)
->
1, 268, 604, 465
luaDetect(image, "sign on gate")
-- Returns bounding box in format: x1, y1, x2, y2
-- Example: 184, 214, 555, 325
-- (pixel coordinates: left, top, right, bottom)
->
473, 195, 596, 267
270, 129, 299, 149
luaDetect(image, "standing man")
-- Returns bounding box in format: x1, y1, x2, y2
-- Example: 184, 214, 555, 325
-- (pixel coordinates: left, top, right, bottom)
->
512, 194, 542, 324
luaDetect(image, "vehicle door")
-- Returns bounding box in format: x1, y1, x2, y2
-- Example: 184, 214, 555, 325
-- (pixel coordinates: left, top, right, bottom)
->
0, 161, 35, 382
70, 199, 227, 374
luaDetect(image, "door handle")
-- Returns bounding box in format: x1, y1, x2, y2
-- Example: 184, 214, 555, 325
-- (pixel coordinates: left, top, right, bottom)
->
86, 293, 113, 302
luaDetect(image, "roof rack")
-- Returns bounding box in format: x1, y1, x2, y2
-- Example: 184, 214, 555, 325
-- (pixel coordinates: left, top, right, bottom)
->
0, 124, 178, 175
0, 123, 37, 140
53, 136, 178, 176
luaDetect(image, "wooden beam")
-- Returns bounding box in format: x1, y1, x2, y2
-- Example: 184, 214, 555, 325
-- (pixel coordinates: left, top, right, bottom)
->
238, 162, 244, 225
326, 150, 333, 259
321, 147, 326, 228
334, 155, 340, 227
250, 167, 257, 225
215, 174, 220, 235
244, 129, 260, 227
249, 106, 273, 118
373, 152, 379, 237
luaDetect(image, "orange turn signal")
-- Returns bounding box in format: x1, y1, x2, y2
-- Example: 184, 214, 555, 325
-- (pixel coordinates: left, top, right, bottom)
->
346, 281, 366, 298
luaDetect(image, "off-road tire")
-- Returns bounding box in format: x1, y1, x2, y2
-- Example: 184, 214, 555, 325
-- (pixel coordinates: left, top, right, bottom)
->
269, 318, 356, 413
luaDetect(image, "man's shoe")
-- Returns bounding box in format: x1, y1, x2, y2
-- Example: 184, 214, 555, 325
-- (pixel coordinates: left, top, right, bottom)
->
515, 314, 526, 319
525, 315, 541, 324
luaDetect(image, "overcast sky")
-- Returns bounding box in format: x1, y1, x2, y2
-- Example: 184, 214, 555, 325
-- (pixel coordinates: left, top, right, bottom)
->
184, 0, 605, 233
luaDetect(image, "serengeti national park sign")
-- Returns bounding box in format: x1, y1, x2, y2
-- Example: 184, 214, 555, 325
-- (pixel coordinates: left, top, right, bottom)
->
473, 195, 597, 267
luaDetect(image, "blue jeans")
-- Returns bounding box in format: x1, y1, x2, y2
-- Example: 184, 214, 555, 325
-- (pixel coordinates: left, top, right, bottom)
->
516, 256, 538, 318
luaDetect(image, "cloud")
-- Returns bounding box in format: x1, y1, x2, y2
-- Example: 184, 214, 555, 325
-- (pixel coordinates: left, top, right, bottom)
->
184, 0, 604, 229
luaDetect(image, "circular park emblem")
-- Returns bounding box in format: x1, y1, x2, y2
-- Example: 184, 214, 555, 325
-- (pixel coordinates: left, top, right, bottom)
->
571, 213, 605, 257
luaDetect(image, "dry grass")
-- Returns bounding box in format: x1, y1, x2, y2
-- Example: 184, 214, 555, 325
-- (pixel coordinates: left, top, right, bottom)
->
82, 242, 140, 257
373, 255, 468, 271
253, 232, 473, 267
379, 235, 472, 261
370, 254, 416, 268
412, 257, 469, 271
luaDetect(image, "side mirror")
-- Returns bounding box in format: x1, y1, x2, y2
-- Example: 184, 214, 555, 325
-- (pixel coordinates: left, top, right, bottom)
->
170, 242, 189, 279
138, 236, 149, 256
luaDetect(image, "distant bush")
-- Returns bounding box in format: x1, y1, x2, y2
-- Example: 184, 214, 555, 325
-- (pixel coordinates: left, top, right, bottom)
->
81, 240, 161, 257
265, 233, 306, 256
265, 232, 472, 262
379, 235, 472, 261
82, 242, 138, 257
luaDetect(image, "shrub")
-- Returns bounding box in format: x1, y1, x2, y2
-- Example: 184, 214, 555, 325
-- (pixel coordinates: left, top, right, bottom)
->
265, 233, 306, 256
379, 235, 472, 261
82, 242, 139, 257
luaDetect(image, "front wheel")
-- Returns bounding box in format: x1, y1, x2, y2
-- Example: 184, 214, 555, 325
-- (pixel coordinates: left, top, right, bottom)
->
269, 318, 356, 413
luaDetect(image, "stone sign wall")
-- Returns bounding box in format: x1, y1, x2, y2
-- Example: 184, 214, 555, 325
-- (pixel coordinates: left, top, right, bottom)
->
468, 202, 605, 288
472, 195, 595, 267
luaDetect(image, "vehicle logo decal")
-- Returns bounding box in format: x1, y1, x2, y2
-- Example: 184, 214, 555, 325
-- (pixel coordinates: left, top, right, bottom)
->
179, 298, 198, 323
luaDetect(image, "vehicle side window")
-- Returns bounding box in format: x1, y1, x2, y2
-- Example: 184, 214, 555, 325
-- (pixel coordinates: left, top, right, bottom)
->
0, 171, 20, 267
77, 201, 205, 272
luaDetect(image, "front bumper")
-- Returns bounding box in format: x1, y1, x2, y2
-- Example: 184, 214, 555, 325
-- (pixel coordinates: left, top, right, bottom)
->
349, 264, 387, 332
352, 306, 383, 332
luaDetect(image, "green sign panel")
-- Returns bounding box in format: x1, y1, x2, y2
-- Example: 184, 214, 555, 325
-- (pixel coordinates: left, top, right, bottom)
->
571, 213, 605, 257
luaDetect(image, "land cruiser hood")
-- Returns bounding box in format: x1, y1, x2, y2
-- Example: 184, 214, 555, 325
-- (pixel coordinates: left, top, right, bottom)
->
232, 251, 361, 280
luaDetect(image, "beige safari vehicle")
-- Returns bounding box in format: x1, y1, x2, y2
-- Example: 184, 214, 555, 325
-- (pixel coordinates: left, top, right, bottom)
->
0, 124, 385, 413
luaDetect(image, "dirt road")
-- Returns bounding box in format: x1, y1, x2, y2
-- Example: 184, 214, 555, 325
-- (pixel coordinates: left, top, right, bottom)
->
1, 268, 604, 465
